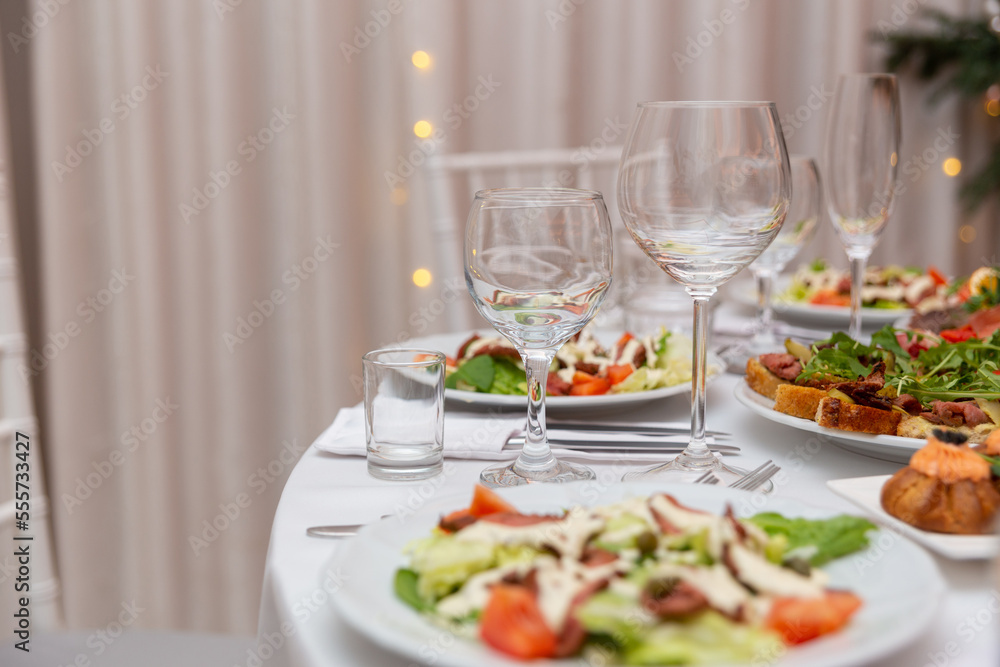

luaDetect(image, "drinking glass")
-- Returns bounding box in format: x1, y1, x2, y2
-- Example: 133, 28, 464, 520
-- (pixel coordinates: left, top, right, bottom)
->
742, 156, 823, 356
617, 102, 790, 485
824, 74, 901, 339
465, 188, 613, 487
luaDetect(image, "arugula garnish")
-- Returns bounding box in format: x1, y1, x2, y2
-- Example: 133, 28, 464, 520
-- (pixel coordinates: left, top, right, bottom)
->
795, 326, 1000, 404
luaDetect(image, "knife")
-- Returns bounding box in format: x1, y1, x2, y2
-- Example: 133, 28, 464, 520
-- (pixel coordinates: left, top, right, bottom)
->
547, 420, 730, 438
505, 435, 739, 454
544, 430, 716, 444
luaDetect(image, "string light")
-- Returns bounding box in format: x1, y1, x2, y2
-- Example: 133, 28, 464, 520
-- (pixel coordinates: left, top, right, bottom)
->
411, 50, 431, 69
412, 268, 433, 287
942, 158, 962, 177
413, 120, 433, 138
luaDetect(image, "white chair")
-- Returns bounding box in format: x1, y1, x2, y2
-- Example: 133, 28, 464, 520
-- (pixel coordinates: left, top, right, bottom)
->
423, 145, 636, 332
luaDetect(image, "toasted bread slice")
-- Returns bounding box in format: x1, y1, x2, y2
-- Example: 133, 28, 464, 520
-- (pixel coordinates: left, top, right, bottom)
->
815, 397, 902, 436
897, 416, 996, 444
745, 358, 789, 400
773, 385, 828, 421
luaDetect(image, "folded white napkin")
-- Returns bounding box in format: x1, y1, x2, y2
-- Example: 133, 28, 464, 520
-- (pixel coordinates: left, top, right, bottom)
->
313, 404, 672, 462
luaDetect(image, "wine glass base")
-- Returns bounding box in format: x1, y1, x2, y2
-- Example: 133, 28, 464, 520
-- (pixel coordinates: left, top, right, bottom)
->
622, 457, 774, 494
480, 459, 596, 488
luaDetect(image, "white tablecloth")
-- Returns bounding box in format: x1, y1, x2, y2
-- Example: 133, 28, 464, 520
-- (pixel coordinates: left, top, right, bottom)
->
257, 365, 999, 666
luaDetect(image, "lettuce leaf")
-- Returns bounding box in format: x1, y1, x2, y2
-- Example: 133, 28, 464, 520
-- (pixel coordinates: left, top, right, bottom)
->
748, 513, 876, 566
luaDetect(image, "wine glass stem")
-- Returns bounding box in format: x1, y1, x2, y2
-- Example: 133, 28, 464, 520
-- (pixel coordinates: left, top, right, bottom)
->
753, 269, 776, 344
516, 349, 557, 472
848, 251, 870, 340
685, 293, 714, 465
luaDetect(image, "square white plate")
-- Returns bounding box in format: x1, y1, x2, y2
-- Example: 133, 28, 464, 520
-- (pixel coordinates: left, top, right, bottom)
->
827, 474, 1000, 560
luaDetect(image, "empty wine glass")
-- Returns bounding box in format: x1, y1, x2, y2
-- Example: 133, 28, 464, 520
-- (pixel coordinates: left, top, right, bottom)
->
824, 74, 901, 339
465, 188, 613, 487
617, 102, 790, 485
734, 156, 822, 361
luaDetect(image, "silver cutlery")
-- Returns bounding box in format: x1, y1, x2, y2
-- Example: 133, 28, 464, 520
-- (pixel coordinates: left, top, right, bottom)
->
504, 435, 740, 455
306, 514, 392, 538
547, 420, 731, 438
694, 470, 721, 485
306, 524, 365, 538
730, 461, 780, 492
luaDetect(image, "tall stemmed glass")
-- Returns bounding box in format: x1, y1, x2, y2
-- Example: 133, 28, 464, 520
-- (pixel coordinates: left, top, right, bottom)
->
618, 102, 790, 485
465, 188, 613, 487
824, 74, 901, 339
747, 156, 823, 350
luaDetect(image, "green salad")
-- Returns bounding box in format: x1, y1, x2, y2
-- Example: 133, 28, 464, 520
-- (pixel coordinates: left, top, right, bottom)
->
394, 486, 875, 664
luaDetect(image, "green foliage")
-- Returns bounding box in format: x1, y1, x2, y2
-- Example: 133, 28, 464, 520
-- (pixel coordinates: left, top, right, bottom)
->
879, 10, 1000, 210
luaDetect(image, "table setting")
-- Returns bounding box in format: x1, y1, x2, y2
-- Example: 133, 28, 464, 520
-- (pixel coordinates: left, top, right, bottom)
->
257, 87, 1000, 666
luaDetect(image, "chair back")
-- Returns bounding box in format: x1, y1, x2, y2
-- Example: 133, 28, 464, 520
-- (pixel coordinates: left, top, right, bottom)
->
423, 145, 631, 331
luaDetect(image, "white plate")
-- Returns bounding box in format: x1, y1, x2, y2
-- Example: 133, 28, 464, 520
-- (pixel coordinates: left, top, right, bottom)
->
734, 283, 910, 329
412, 330, 720, 413
827, 475, 1000, 560
733, 380, 921, 464
325, 482, 944, 667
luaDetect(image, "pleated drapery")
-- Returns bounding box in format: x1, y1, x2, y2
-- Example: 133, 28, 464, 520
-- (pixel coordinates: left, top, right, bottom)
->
3, 0, 991, 634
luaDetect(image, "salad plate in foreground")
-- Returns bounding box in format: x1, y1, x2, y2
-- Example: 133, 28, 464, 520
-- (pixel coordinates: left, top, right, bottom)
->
325, 482, 942, 667
827, 475, 999, 560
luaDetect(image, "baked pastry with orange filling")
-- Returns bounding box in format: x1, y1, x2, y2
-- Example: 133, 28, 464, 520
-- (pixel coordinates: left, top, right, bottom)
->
880, 429, 1000, 535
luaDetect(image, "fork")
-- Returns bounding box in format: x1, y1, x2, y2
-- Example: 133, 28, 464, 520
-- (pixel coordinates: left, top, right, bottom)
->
730, 461, 780, 492
693, 470, 721, 485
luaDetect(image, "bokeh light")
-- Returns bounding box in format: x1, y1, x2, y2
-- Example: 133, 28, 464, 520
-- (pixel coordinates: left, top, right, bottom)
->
413, 120, 433, 138
412, 268, 432, 287
942, 158, 961, 177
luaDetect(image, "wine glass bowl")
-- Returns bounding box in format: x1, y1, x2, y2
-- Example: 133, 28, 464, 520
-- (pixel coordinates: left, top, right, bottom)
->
617, 101, 790, 486
745, 156, 823, 350
824, 74, 901, 338
465, 188, 613, 487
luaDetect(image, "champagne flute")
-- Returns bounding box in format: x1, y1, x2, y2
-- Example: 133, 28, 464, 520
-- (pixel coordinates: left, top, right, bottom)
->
617, 102, 790, 485
465, 188, 613, 487
746, 156, 823, 351
824, 74, 901, 339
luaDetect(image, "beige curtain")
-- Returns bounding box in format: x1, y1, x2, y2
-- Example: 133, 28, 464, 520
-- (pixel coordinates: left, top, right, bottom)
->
3, 0, 992, 635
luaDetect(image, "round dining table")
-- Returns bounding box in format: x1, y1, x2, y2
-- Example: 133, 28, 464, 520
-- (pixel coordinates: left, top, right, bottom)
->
257, 320, 999, 667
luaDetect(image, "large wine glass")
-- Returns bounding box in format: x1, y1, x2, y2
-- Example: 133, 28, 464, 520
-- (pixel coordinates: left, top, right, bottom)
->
465, 188, 613, 487
617, 102, 790, 485
736, 156, 822, 361
824, 74, 901, 339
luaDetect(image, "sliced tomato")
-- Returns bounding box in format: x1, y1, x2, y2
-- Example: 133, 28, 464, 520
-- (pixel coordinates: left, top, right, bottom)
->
809, 289, 851, 307
765, 590, 862, 645
607, 363, 634, 385
940, 325, 977, 343
957, 283, 972, 303
569, 378, 612, 396
413, 353, 439, 363
480, 584, 557, 660
994, 370, 1000, 375
469, 485, 518, 518
615, 332, 634, 349
927, 266, 948, 286
572, 371, 597, 385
